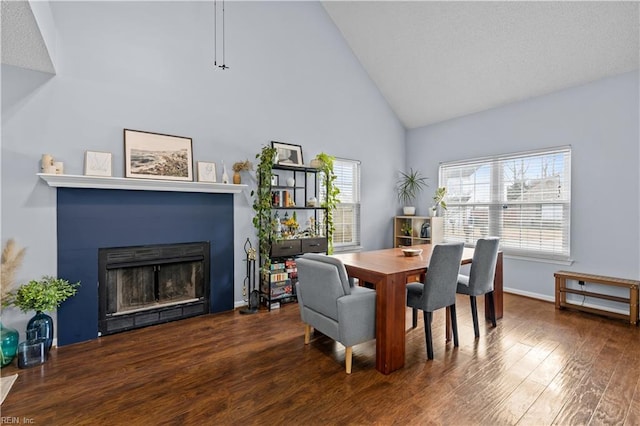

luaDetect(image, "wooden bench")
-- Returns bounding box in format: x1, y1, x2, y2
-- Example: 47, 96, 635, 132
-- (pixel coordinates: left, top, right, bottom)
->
554, 270, 639, 325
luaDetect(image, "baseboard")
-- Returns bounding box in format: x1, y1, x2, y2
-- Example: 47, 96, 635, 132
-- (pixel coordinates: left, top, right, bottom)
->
504, 287, 555, 303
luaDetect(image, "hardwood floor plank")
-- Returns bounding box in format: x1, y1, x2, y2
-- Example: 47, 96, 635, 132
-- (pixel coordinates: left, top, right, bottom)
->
1, 294, 638, 425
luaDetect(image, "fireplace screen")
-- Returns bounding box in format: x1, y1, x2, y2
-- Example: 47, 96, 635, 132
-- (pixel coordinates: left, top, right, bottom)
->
99, 242, 210, 335
107, 261, 203, 315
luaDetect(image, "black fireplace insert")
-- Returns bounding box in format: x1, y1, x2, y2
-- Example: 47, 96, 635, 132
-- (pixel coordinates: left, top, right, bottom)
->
98, 241, 210, 335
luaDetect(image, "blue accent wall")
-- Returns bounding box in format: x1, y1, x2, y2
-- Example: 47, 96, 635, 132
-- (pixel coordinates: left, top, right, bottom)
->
57, 188, 234, 346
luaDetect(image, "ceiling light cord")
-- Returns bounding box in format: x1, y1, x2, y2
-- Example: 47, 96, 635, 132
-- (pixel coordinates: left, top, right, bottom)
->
213, 0, 229, 70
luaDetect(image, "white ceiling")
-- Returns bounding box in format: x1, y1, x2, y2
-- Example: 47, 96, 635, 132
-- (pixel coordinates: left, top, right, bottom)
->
322, 1, 640, 129
1, 0, 54, 74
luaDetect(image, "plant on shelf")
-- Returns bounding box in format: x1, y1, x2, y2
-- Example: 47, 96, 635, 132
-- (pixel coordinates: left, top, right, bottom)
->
251, 145, 278, 272
430, 187, 447, 216
232, 160, 253, 184
401, 221, 412, 237
396, 168, 429, 216
3, 275, 80, 353
314, 153, 340, 254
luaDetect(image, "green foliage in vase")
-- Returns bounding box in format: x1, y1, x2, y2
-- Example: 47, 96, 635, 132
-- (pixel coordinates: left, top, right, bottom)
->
251, 145, 278, 271
401, 222, 412, 236
315, 153, 340, 254
2, 276, 80, 313
433, 186, 448, 210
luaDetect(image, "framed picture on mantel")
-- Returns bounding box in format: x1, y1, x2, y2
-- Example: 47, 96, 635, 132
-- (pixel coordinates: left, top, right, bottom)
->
84, 151, 112, 177
124, 129, 193, 181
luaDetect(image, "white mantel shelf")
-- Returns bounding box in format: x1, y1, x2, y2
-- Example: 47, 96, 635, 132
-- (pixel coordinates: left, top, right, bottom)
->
38, 173, 248, 194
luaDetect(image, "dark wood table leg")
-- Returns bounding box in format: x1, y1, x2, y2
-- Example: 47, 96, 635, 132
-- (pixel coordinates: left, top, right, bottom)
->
486, 251, 503, 320
373, 273, 406, 375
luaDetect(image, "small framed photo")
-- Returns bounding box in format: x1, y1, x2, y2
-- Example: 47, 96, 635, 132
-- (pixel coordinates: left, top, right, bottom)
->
270, 175, 279, 186
124, 129, 193, 181
271, 141, 303, 167
197, 162, 217, 182
84, 151, 113, 177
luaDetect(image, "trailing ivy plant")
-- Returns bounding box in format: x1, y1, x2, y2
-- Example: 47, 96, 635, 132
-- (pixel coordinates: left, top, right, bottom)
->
251, 145, 277, 272
315, 152, 340, 254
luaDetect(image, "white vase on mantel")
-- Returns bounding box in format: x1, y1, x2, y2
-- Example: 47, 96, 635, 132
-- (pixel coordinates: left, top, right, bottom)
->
429, 207, 437, 217
403, 206, 416, 216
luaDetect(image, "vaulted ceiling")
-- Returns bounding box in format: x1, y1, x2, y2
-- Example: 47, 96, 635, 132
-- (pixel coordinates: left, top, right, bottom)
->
3, 1, 639, 130
323, 1, 640, 129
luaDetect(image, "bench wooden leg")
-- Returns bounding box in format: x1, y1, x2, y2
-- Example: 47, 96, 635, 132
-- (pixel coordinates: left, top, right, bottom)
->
630, 286, 639, 325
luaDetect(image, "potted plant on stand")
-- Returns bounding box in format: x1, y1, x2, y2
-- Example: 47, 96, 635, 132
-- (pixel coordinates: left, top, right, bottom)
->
396, 168, 428, 216
3, 276, 80, 355
430, 187, 447, 217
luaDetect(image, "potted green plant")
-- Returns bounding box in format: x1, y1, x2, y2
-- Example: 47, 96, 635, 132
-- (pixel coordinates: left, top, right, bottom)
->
430, 187, 447, 216
3, 276, 80, 353
396, 168, 429, 216
314, 153, 340, 254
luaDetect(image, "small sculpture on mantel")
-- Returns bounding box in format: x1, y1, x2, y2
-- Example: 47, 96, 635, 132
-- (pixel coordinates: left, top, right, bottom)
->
221, 161, 230, 184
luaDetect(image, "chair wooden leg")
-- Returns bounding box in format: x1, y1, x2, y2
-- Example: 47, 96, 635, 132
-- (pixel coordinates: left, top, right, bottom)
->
424, 311, 434, 360
345, 346, 353, 374
487, 291, 497, 327
304, 324, 311, 344
412, 308, 418, 328
470, 296, 480, 338
450, 304, 459, 347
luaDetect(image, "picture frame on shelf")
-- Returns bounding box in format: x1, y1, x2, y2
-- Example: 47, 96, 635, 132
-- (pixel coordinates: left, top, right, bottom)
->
196, 161, 217, 182
271, 175, 279, 186
124, 129, 193, 181
84, 151, 113, 177
271, 141, 303, 167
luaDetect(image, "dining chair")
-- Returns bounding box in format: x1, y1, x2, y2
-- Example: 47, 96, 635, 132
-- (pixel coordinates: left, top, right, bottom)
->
456, 237, 500, 338
406, 242, 464, 360
295, 253, 376, 374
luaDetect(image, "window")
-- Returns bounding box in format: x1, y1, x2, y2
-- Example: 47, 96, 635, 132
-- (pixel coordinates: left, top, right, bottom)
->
439, 146, 571, 261
320, 158, 361, 252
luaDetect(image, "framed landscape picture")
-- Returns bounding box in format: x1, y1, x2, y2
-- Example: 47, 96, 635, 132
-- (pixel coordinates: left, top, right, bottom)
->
271, 141, 303, 167
124, 129, 193, 181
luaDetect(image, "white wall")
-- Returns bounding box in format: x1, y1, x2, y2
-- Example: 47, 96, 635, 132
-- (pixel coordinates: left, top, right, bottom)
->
407, 71, 640, 302
1, 1, 405, 336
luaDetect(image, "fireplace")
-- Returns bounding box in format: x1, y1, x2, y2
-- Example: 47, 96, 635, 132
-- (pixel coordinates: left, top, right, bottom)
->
98, 242, 210, 335
56, 188, 235, 346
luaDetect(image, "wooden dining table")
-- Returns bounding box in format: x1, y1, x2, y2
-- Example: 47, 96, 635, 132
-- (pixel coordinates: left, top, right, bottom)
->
332, 244, 503, 375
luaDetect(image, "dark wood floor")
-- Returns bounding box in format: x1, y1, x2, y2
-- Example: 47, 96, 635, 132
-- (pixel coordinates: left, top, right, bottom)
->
2, 293, 639, 425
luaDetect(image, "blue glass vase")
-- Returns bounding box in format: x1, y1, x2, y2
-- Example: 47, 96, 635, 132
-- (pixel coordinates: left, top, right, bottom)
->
26, 311, 54, 354
0, 322, 19, 367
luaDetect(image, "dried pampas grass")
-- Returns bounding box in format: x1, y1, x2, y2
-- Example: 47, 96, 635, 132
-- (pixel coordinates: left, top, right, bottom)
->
1, 239, 26, 302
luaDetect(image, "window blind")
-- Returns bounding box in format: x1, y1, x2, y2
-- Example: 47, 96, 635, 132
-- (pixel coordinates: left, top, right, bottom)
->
320, 158, 361, 250
439, 146, 571, 261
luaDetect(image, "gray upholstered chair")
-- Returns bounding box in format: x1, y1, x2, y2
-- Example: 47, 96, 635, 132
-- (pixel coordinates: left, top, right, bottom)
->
406, 242, 464, 360
295, 253, 376, 374
456, 237, 500, 338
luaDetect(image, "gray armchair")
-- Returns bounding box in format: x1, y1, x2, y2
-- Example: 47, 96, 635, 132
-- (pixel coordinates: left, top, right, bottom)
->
457, 237, 500, 338
296, 253, 376, 374
406, 242, 464, 360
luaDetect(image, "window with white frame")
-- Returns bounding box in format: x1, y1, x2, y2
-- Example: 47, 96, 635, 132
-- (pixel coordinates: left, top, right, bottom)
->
439, 146, 571, 261
320, 158, 361, 252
